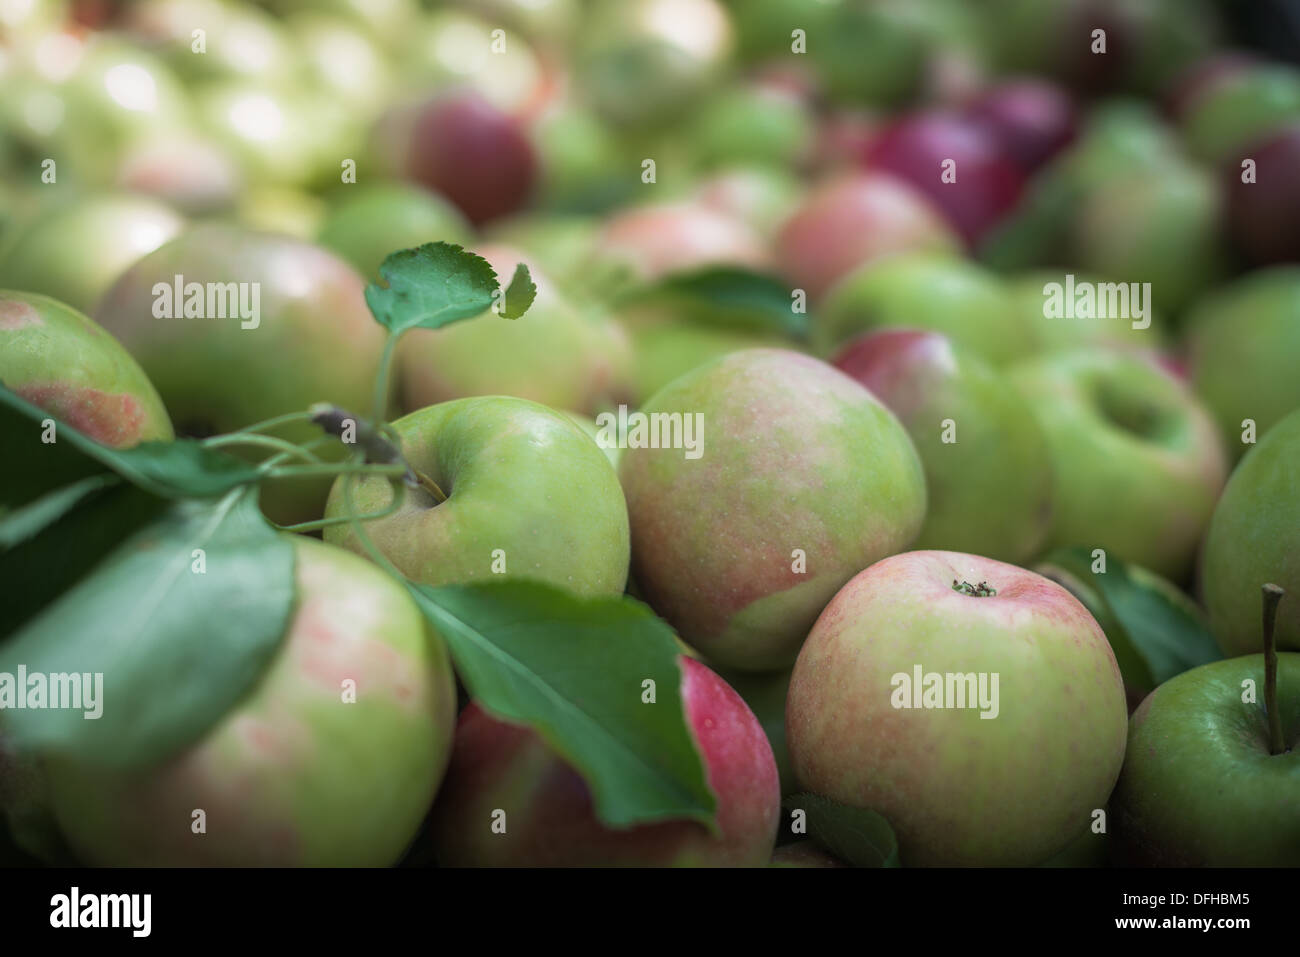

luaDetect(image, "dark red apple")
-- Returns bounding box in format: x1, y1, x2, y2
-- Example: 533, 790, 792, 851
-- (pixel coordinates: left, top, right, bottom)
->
966, 79, 1078, 173
1224, 124, 1300, 266
862, 110, 1027, 247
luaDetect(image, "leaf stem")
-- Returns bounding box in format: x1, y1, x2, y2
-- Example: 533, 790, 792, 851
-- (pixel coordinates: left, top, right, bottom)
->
1263, 583, 1287, 755
203, 410, 316, 439
203, 433, 324, 463
372, 334, 399, 424
263, 463, 408, 481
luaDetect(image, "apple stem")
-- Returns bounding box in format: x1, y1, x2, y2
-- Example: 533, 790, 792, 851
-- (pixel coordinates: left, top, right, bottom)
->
1263, 583, 1286, 756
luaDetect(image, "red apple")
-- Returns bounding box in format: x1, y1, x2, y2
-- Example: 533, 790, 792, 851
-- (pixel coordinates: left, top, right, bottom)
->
430, 657, 780, 867
1223, 124, 1300, 266
965, 78, 1078, 173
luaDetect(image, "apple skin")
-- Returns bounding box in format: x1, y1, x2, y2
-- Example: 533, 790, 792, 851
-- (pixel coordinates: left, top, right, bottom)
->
94, 225, 388, 525
595, 202, 770, 283
317, 183, 471, 281
42, 538, 458, 867
1011, 350, 1228, 581
1111, 654, 1300, 866
0, 194, 185, 315
815, 253, 1028, 365
1223, 124, 1300, 266
786, 550, 1128, 867
430, 656, 780, 867
1187, 267, 1300, 460
965, 78, 1078, 174
619, 349, 926, 672
1200, 409, 1300, 657
713, 666, 795, 795
325, 396, 630, 597
833, 330, 1052, 564
775, 173, 961, 302
398, 244, 634, 416
0, 291, 173, 448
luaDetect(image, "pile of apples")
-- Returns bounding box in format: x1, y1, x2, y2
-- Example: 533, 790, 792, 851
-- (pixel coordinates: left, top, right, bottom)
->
1, 0, 1298, 868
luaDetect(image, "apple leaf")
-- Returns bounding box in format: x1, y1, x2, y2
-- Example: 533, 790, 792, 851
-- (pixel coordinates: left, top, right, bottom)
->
782, 793, 899, 867
625, 266, 810, 339
0, 489, 296, 768
409, 581, 718, 831
364, 242, 535, 335
1036, 548, 1222, 697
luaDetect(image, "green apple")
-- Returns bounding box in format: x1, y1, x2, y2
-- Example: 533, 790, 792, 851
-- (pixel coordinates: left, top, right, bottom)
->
0, 290, 173, 448
1187, 267, 1300, 461
1011, 350, 1227, 580
620, 349, 926, 671
1201, 409, 1300, 657
815, 254, 1029, 365
1009, 269, 1169, 356
834, 329, 1052, 564
1111, 648, 1300, 865
0, 193, 185, 314
688, 84, 814, 171
430, 656, 779, 866
786, 550, 1128, 866
566, 412, 622, 470
93, 225, 389, 525
42, 537, 458, 866
324, 396, 630, 597
1181, 63, 1300, 165
317, 183, 471, 282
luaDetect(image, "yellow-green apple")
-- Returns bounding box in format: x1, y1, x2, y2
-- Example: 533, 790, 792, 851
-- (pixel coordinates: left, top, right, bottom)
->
775, 173, 961, 302
1011, 350, 1228, 580
324, 396, 630, 597
40, 538, 458, 866
397, 244, 634, 416
316, 183, 471, 282
786, 550, 1128, 866
93, 225, 388, 524
1187, 267, 1300, 460
619, 349, 926, 671
0, 290, 172, 448
1201, 409, 1300, 656
0, 194, 184, 315
834, 329, 1052, 564
430, 656, 779, 866
815, 253, 1028, 364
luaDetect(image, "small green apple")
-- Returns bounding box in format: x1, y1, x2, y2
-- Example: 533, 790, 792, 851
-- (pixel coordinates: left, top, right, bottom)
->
620, 349, 926, 671
0, 290, 173, 448
786, 550, 1128, 866
317, 183, 470, 282
324, 395, 630, 597
1181, 63, 1300, 165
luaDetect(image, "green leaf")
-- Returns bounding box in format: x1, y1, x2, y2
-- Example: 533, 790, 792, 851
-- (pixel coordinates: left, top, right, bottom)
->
1036, 548, 1222, 696
626, 266, 809, 339
0, 490, 296, 768
409, 581, 717, 831
782, 793, 899, 867
364, 242, 535, 335
498, 262, 537, 320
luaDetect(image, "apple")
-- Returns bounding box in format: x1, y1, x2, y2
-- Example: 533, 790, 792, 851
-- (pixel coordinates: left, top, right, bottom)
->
485, 214, 601, 295
529, 103, 632, 214
619, 349, 926, 672
1011, 350, 1228, 580
566, 412, 622, 471
965, 78, 1078, 173
786, 550, 1128, 866
1008, 269, 1169, 357
401, 11, 544, 116
713, 666, 794, 795
316, 183, 471, 282
814, 253, 1028, 365
624, 317, 787, 406
775, 173, 961, 302
0, 290, 172, 448
398, 244, 634, 416
594, 202, 770, 283
1187, 267, 1300, 459
1223, 124, 1300, 266
1111, 606, 1299, 865
324, 395, 630, 597
1180, 62, 1300, 165
371, 89, 537, 226
769, 842, 847, 868
1163, 51, 1258, 123
692, 166, 802, 240
861, 109, 1026, 247
94, 224, 388, 525
833, 330, 1052, 564
689, 83, 814, 172
115, 135, 243, 215
1201, 409, 1300, 657
430, 656, 779, 867
0, 193, 185, 315
40, 537, 458, 866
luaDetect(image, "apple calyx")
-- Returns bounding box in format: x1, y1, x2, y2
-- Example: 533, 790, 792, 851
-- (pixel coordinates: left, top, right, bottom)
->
310, 403, 447, 504
952, 579, 997, 597
1262, 583, 1287, 756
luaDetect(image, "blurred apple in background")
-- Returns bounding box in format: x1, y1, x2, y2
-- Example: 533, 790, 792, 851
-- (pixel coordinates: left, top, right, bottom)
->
115, 135, 242, 214
1187, 267, 1300, 460
687, 82, 813, 172
1163, 51, 1257, 123
529, 102, 632, 214
0, 192, 184, 314
594, 201, 768, 283
1008, 269, 1168, 356
775, 173, 961, 302
486, 214, 601, 295
692, 165, 802, 240
1179, 61, 1300, 164
965, 78, 1078, 173
834, 329, 1052, 564
815, 254, 1028, 366
1223, 124, 1300, 266
402, 10, 543, 114
125, 0, 302, 86
372, 89, 537, 226
316, 183, 470, 281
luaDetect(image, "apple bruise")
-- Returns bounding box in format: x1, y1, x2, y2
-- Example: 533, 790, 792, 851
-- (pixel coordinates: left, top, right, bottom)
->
15, 382, 148, 448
